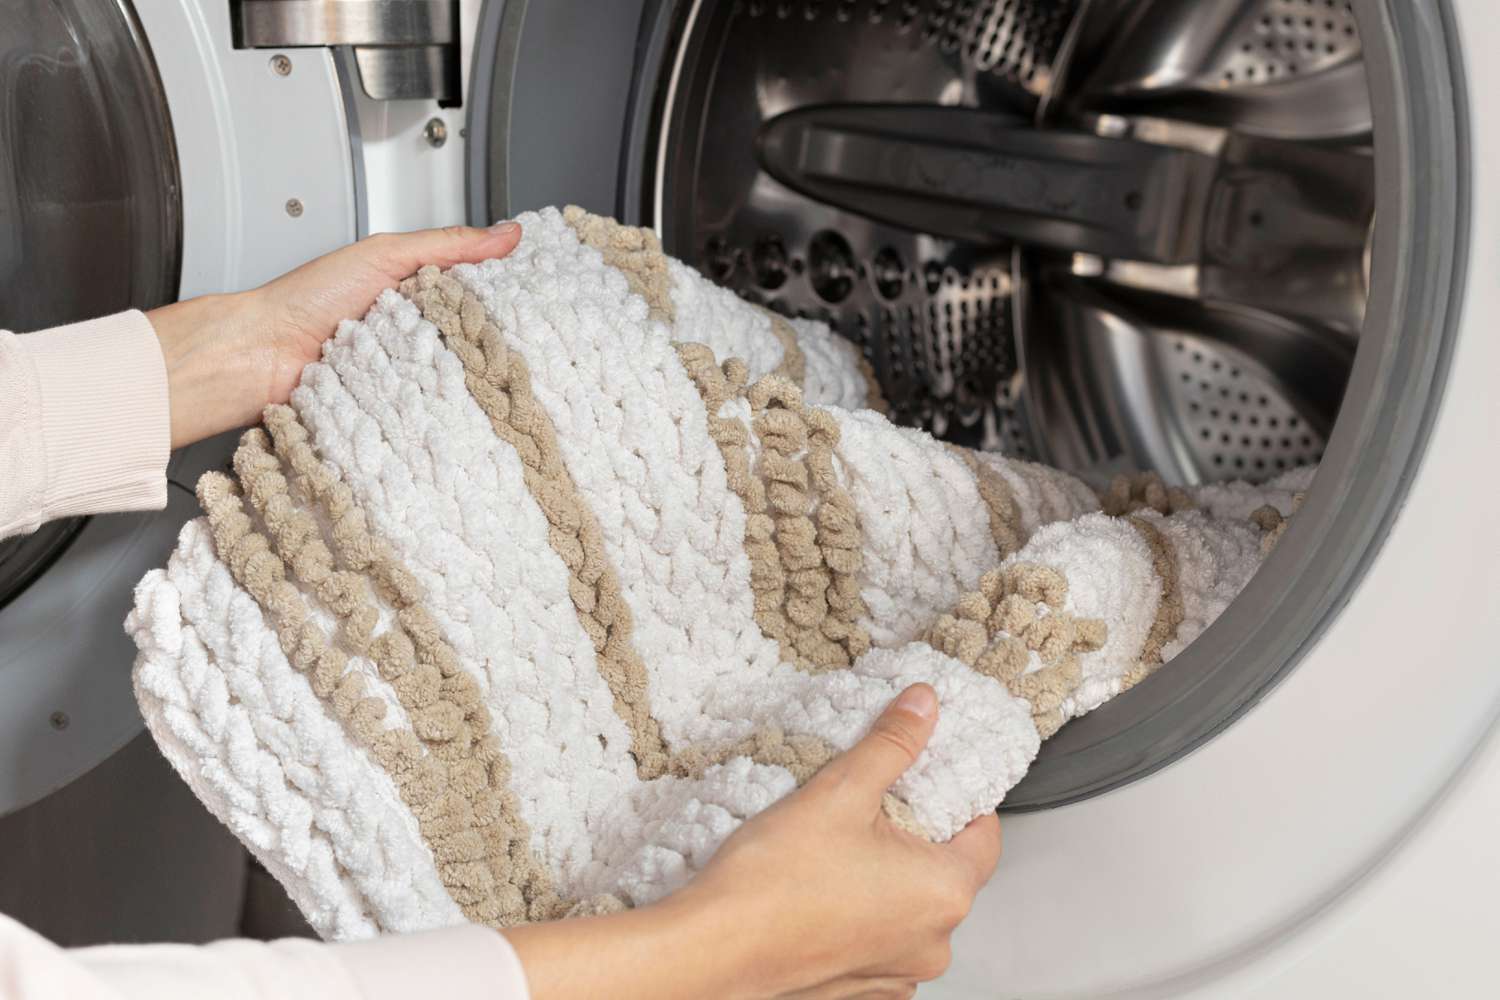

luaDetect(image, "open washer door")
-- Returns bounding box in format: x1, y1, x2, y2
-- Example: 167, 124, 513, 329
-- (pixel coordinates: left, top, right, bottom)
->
473, 0, 1496, 993
0, 0, 360, 818
0, 0, 191, 816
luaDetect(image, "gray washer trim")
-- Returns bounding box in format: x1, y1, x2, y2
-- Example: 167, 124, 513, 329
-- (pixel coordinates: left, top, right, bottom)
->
466, 0, 525, 224
334, 47, 370, 238
1008, 0, 1471, 808
467, 0, 646, 222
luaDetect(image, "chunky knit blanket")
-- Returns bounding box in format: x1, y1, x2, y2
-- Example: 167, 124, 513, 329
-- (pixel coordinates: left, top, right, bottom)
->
126, 207, 1308, 940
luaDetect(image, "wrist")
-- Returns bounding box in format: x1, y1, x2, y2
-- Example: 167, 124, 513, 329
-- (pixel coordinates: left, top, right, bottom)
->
505, 887, 773, 1000
648, 888, 768, 1000
658, 876, 795, 1000
148, 290, 264, 449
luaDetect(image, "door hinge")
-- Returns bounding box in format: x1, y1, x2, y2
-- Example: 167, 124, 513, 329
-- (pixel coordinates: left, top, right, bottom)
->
233, 0, 459, 103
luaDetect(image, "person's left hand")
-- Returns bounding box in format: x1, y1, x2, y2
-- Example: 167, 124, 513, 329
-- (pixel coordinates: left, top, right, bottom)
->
148, 222, 522, 449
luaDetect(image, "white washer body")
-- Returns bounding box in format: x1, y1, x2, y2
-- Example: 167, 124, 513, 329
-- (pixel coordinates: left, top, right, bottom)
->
2, 0, 1496, 994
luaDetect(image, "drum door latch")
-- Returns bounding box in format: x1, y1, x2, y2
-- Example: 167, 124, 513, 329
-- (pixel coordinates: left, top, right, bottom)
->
232, 0, 459, 104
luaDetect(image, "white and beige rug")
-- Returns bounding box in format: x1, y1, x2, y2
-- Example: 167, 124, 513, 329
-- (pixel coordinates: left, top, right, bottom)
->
126, 206, 1309, 940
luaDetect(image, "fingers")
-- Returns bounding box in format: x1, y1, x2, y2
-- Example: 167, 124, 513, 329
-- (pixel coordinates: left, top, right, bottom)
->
367, 221, 523, 277
942, 812, 1003, 890
812, 684, 939, 803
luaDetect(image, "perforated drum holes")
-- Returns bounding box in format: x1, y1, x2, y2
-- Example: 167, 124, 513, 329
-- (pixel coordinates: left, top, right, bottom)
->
752, 235, 790, 289
872, 246, 907, 299
1222, 0, 1359, 84
658, 0, 1365, 476
1164, 334, 1324, 474
705, 236, 736, 282
739, 0, 1076, 87
809, 230, 857, 303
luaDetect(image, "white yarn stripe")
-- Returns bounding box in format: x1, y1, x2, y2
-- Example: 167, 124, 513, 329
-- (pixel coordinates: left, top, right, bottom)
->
789, 316, 872, 410
1002, 513, 1159, 720
972, 452, 1102, 538
1144, 509, 1265, 663
828, 408, 1002, 648
288, 290, 641, 896
449, 209, 1040, 841
666, 261, 871, 410
1186, 468, 1311, 522
667, 258, 787, 381
129, 521, 463, 940
590, 758, 800, 904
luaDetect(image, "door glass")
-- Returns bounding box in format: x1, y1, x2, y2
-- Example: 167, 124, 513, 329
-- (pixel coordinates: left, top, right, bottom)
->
0, 0, 181, 608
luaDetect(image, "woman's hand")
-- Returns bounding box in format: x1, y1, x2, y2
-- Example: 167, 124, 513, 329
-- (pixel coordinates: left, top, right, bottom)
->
508, 684, 1002, 1000
147, 222, 522, 449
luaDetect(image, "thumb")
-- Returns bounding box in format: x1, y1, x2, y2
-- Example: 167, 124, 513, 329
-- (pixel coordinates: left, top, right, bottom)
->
366, 221, 523, 278
813, 684, 939, 803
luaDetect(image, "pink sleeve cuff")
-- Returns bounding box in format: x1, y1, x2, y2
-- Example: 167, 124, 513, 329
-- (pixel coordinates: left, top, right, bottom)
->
330, 924, 531, 1000
4, 311, 170, 535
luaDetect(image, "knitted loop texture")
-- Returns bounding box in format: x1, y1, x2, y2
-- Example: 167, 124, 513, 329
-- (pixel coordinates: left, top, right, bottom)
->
126, 207, 1312, 939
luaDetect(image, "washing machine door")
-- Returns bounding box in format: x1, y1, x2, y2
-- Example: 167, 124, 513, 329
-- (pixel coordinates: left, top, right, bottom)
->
0, 0, 364, 817
0, 0, 182, 611
0, 0, 190, 816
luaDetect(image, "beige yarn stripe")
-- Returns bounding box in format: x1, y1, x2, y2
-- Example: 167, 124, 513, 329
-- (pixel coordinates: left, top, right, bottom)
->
1101, 471, 1194, 517
399, 266, 672, 781
198, 444, 564, 928
749, 372, 871, 670
1118, 516, 1186, 692
563, 206, 676, 326
674, 344, 871, 672
948, 445, 1024, 561
251, 411, 568, 922
759, 307, 807, 385
924, 563, 1108, 740
1251, 496, 1303, 555
234, 424, 564, 923
854, 354, 891, 414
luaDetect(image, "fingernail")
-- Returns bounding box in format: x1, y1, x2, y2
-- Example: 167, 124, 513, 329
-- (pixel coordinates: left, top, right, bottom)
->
894, 684, 938, 721
489, 220, 520, 237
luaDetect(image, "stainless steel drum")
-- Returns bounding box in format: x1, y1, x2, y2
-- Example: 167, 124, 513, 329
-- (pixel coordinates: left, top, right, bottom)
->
650, 0, 1375, 484
476, 0, 1462, 808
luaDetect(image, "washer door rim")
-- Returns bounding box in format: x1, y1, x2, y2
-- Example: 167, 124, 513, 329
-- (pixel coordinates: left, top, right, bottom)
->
629, 0, 1469, 810
471, 0, 1470, 810
1005, 0, 1470, 808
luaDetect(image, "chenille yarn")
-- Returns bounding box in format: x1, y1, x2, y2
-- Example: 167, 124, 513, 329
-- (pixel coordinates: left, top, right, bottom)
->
126, 207, 1304, 939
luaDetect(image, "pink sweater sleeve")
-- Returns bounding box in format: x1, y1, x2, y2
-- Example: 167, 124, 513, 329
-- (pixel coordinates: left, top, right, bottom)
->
0, 311, 171, 540
1, 913, 531, 1000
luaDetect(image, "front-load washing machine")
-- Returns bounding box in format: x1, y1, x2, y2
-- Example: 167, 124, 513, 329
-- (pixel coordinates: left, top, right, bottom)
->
4, 0, 1497, 993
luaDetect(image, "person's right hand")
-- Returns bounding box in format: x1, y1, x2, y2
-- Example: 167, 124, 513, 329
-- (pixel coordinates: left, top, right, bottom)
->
683, 682, 1002, 998
508, 684, 1002, 1000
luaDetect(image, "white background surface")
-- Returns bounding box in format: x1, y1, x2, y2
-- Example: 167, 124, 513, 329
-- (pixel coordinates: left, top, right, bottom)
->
6, 0, 1494, 989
